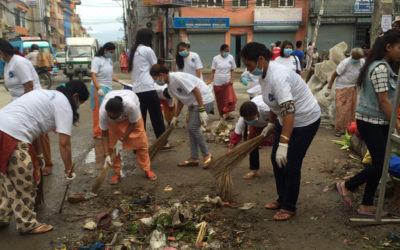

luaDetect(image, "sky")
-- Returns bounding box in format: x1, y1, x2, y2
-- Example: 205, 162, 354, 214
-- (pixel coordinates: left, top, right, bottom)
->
76, 0, 124, 45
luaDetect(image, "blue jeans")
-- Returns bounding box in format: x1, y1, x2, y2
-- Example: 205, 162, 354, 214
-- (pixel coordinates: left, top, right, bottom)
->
271, 119, 320, 212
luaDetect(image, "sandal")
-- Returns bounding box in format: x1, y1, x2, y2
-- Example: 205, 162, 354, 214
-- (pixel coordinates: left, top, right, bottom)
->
203, 155, 213, 169
161, 144, 174, 151
357, 208, 389, 217
273, 209, 295, 221
109, 175, 121, 185
22, 224, 53, 235
42, 166, 52, 176
336, 183, 354, 208
335, 131, 344, 137
146, 171, 157, 181
94, 135, 102, 140
265, 201, 281, 210
177, 160, 199, 167
243, 171, 259, 179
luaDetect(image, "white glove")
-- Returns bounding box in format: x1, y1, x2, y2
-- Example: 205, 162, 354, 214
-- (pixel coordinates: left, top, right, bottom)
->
65, 172, 76, 183
171, 117, 178, 128
276, 143, 288, 168
114, 140, 123, 156
118, 80, 125, 85
199, 111, 208, 127
261, 123, 275, 137
104, 155, 112, 167
324, 89, 331, 97
97, 88, 105, 97
37, 154, 45, 169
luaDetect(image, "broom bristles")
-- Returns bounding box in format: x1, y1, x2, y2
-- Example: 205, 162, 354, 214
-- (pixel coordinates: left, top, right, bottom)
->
91, 152, 116, 194
148, 126, 174, 159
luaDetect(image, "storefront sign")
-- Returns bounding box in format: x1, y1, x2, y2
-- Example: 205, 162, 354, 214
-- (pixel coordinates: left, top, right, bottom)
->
382, 14, 392, 32
354, 0, 374, 14
174, 18, 229, 29
28, 0, 37, 6
142, 0, 191, 6
254, 8, 302, 25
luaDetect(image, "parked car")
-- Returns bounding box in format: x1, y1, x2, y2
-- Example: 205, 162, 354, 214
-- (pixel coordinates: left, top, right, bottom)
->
56, 51, 66, 70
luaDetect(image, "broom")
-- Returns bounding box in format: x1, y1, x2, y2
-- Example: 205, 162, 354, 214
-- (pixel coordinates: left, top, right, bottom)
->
91, 151, 117, 194
148, 125, 174, 160
209, 130, 275, 201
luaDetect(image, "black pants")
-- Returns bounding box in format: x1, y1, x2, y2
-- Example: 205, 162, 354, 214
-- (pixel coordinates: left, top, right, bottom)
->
249, 147, 259, 170
271, 118, 320, 212
345, 120, 389, 206
136, 90, 166, 138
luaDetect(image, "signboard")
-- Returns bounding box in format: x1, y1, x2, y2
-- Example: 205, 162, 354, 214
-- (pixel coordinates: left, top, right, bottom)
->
254, 8, 302, 25
142, 0, 191, 7
28, 0, 37, 6
354, 0, 374, 14
382, 14, 392, 32
174, 18, 229, 29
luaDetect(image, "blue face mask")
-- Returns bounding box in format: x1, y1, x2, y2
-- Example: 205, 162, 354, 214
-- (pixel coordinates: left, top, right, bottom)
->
222, 52, 229, 58
283, 48, 293, 57
245, 117, 258, 125
178, 50, 188, 57
105, 53, 112, 59
351, 58, 360, 64
251, 66, 263, 76
156, 80, 165, 86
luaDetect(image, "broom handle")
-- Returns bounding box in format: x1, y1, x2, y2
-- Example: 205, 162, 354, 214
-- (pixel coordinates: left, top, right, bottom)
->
91, 151, 117, 194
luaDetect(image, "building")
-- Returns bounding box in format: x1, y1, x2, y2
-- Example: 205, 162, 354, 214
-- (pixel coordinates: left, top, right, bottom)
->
175, 0, 310, 67
49, 0, 66, 49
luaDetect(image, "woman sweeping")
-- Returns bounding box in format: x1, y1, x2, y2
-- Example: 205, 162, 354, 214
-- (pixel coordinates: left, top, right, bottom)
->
0, 81, 89, 234
176, 42, 204, 79
207, 44, 237, 120
119, 50, 129, 73
337, 30, 400, 216
100, 90, 157, 184
241, 42, 321, 221
91, 42, 121, 140
128, 28, 171, 150
150, 64, 214, 168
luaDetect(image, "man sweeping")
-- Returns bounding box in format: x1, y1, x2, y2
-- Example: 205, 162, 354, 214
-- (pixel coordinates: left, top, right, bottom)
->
100, 90, 157, 185
228, 95, 275, 179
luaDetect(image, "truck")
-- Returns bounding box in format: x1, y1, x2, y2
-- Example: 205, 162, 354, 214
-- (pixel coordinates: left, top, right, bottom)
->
65, 37, 98, 81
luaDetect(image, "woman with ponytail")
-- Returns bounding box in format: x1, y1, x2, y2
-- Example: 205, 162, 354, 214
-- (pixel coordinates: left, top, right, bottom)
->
91, 42, 122, 139
0, 80, 89, 234
99, 90, 157, 184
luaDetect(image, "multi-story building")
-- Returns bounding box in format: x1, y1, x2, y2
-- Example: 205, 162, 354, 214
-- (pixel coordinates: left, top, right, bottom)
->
49, 0, 65, 49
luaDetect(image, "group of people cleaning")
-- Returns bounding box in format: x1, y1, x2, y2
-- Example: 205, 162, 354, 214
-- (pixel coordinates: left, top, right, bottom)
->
0, 27, 399, 235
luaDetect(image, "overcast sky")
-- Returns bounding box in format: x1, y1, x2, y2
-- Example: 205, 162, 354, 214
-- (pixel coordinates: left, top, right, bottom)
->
76, 0, 124, 45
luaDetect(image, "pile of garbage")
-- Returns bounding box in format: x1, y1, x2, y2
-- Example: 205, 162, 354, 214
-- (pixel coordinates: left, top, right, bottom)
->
202, 120, 234, 145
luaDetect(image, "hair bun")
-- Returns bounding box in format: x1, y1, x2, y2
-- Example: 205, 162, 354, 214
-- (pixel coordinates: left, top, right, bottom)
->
114, 96, 123, 102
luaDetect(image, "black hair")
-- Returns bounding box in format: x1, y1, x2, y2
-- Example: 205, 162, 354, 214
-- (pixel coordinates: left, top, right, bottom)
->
96, 42, 116, 57
163, 87, 172, 100
56, 80, 89, 124
241, 42, 273, 62
176, 42, 189, 70
275, 41, 282, 47
295, 40, 302, 48
0, 39, 17, 56
361, 43, 369, 49
30, 44, 39, 52
128, 28, 153, 72
105, 96, 123, 114
150, 62, 170, 77
280, 40, 294, 57
240, 101, 258, 117
357, 29, 400, 87
220, 44, 229, 51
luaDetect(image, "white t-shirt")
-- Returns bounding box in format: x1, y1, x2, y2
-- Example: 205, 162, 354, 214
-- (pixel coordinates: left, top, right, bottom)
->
335, 57, 365, 89
154, 83, 174, 107
168, 72, 214, 106
4, 55, 41, 101
183, 52, 203, 80
211, 54, 236, 86
25, 50, 39, 66
275, 56, 301, 72
91, 56, 113, 88
131, 45, 157, 93
99, 90, 142, 130
234, 95, 270, 134
0, 90, 73, 143
260, 61, 320, 128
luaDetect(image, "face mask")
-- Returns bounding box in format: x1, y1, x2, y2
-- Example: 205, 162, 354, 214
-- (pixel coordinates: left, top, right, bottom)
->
156, 80, 165, 86
251, 65, 263, 76
283, 48, 293, 57
222, 52, 229, 58
245, 117, 258, 125
105, 53, 112, 59
178, 50, 188, 57
351, 58, 360, 64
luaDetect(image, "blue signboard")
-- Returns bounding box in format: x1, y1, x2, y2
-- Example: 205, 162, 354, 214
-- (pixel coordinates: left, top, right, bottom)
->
354, 0, 374, 14
174, 18, 229, 29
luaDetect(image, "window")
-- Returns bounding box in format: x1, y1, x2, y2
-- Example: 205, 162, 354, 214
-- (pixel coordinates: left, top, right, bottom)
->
256, 0, 270, 6
232, 0, 247, 7
279, 0, 294, 7
191, 0, 223, 7
14, 9, 20, 26
20, 12, 26, 28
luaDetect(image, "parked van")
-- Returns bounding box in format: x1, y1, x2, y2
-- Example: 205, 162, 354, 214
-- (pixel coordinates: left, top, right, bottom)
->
65, 37, 98, 81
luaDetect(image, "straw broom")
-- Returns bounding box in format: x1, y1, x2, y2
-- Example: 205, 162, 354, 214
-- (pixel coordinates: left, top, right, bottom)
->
91, 151, 116, 194
209, 130, 275, 201
148, 125, 174, 160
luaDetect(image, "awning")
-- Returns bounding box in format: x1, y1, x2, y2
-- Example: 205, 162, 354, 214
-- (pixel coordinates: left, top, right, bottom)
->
254, 8, 302, 25
254, 25, 299, 32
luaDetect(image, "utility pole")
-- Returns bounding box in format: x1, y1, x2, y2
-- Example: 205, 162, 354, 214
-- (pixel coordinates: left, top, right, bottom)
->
305, 0, 324, 77
122, 0, 128, 49
370, 0, 393, 45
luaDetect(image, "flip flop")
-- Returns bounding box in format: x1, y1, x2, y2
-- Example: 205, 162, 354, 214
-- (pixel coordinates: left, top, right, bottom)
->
243, 171, 260, 179
161, 144, 174, 151
109, 175, 120, 185
357, 209, 389, 217
146, 171, 157, 181
177, 160, 199, 167
336, 183, 354, 208
21, 224, 53, 235
273, 209, 295, 221
203, 155, 213, 169
42, 166, 52, 176
265, 201, 281, 210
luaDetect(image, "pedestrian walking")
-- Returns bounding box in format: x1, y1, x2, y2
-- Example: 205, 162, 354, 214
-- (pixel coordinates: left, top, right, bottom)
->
100, 90, 157, 184
293, 40, 305, 69
119, 50, 129, 73
275, 40, 302, 76
0, 81, 89, 234
271, 41, 282, 60
207, 44, 237, 120
228, 95, 274, 179
241, 42, 321, 221
326, 47, 365, 137
128, 28, 171, 150
25, 44, 40, 67
336, 30, 400, 216
150, 64, 214, 169
91, 42, 121, 140
176, 42, 204, 79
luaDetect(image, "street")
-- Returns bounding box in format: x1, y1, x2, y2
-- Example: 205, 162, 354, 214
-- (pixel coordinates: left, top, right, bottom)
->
0, 72, 396, 249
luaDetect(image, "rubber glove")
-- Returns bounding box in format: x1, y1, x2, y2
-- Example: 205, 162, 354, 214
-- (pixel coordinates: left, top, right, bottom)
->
261, 123, 275, 137
114, 140, 123, 156
104, 155, 112, 168
241, 77, 249, 86
276, 143, 288, 168
65, 172, 76, 183
98, 88, 105, 97
199, 108, 208, 127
